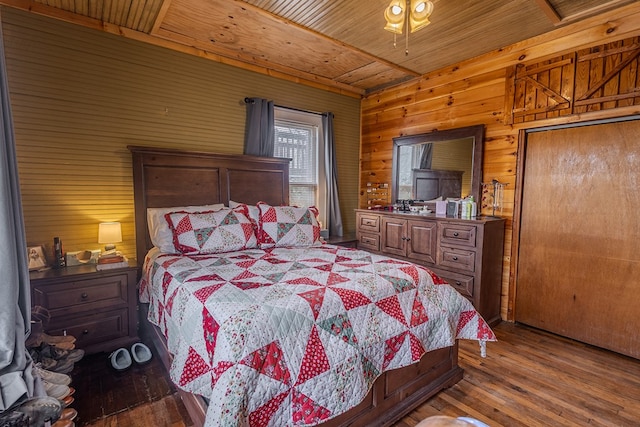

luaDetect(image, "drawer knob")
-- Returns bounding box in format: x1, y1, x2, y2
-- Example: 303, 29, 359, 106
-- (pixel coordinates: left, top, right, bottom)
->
455, 281, 462, 286
82, 329, 89, 335
453, 256, 458, 261
453, 232, 459, 237
81, 293, 89, 300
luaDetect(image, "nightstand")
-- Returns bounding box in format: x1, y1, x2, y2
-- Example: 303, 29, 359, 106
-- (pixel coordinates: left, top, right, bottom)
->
30, 263, 139, 355
325, 233, 358, 248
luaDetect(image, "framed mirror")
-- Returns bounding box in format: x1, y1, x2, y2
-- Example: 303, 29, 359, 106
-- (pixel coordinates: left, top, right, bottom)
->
391, 124, 485, 205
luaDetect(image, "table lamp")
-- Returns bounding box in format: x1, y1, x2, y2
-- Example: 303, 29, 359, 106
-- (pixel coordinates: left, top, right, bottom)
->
98, 222, 122, 252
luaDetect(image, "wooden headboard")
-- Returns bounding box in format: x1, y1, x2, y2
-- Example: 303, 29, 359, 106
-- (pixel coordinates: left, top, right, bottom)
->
129, 146, 290, 263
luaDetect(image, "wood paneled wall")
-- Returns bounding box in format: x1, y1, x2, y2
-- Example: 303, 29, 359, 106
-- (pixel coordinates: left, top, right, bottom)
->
361, 3, 640, 321
2, 7, 360, 263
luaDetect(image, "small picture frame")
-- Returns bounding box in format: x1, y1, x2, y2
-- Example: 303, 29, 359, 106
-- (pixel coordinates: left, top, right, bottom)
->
28, 245, 47, 270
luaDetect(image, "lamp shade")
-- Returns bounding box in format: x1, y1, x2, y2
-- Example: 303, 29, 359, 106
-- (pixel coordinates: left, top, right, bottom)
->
410, 0, 433, 32
98, 222, 122, 245
384, 0, 405, 34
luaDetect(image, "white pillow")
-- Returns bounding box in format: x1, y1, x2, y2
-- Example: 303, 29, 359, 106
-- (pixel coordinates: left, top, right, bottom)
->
147, 204, 225, 253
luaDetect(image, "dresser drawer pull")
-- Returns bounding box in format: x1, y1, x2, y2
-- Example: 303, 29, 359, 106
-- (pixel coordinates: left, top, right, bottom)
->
455, 281, 462, 286
81, 293, 89, 300
453, 232, 459, 237
82, 329, 89, 335
453, 256, 458, 260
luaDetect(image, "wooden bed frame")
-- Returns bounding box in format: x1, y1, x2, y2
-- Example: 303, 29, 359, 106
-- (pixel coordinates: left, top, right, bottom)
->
129, 146, 463, 427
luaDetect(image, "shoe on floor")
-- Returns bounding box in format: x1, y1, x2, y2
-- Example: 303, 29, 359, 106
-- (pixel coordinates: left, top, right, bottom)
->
60, 407, 78, 421
13, 396, 61, 427
131, 343, 153, 365
35, 365, 72, 385
43, 380, 72, 400
25, 320, 45, 348
110, 347, 132, 371
31, 305, 51, 326
42, 333, 76, 345
39, 344, 84, 364
59, 395, 74, 408
49, 358, 75, 374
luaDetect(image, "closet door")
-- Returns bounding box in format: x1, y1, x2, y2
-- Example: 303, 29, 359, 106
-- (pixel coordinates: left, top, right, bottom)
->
516, 119, 640, 359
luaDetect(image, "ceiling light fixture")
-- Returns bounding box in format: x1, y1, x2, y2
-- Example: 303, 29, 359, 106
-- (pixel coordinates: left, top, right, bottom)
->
384, 0, 433, 55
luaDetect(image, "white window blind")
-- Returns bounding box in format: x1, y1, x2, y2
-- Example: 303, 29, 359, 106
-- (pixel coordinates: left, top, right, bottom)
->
274, 108, 327, 228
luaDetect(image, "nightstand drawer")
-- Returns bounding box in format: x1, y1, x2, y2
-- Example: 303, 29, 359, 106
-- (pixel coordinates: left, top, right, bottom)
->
33, 274, 129, 317
30, 264, 138, 355
48, 307, 130, 349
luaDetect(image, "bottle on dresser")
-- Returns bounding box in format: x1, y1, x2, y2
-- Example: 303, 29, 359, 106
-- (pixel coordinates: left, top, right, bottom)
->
53, 237, 65, 268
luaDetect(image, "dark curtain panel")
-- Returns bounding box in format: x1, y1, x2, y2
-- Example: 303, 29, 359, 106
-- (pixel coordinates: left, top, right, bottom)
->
419, 143, 433, 169
323, 113, 343, 237
0, 16, 39, 411
243, 97, 275, 157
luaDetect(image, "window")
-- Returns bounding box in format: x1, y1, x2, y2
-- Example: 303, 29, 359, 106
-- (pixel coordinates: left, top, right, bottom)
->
274, 108, 327, 228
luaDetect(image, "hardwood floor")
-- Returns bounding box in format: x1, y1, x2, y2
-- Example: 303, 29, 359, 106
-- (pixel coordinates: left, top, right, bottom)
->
71, 322, 640, 426
69, 347, 192, 427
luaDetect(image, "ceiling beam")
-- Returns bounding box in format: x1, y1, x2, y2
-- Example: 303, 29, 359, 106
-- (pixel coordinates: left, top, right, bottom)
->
560, 0, 632, 24
533, 0, 561, 25
533, 0, 633, 26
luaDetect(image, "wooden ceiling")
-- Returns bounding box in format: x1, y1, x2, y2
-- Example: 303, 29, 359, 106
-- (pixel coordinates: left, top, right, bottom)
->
0, 0, 637, 96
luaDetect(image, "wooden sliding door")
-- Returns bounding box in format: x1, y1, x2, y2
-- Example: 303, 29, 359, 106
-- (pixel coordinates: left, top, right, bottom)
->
515, 119, 640, 359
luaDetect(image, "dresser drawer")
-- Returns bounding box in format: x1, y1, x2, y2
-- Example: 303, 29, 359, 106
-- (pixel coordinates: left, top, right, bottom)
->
48, 307, 130, 349
439, 223, 477, 248
431, 267, 474, 298
438, 246, 476, 272
358, 233, 380, 252
357, 213, 380, 233
33, 274, 130, 317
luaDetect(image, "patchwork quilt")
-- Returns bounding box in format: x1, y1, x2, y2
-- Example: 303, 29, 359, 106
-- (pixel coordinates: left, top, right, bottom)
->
140, 245, 495, 427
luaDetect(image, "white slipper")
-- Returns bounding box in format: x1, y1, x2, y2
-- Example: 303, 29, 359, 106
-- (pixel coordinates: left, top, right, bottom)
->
109, 348, 132, 371
131, 342, 152, 364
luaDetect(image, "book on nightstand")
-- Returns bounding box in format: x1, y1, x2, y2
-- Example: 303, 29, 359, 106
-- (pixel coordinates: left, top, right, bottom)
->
96, 252, 129, 270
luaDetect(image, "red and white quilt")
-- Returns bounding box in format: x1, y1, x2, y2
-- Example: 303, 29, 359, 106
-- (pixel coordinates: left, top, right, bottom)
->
140, 245, 495, 427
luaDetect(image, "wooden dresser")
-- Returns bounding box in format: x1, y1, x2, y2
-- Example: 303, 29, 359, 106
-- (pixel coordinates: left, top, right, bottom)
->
30, 263, 139, 354
356, 210, 505, 325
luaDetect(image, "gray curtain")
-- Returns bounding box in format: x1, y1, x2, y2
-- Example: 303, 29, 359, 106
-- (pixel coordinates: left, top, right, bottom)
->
323, 113, 343, 237
243, 97, 274, 157
0, 16, 39, 411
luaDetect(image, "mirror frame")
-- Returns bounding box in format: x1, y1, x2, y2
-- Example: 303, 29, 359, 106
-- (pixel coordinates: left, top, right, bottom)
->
391, 124, 485, 203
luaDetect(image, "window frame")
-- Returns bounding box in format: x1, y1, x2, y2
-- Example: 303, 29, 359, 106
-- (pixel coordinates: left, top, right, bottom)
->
274, 107, 327, 229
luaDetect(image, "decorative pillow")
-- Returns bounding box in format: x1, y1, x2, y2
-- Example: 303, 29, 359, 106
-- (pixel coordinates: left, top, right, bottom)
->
229, 200, 260, 232
257, 202, 322, 248
164, 206, 257, 255
147, 204, 225, 253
